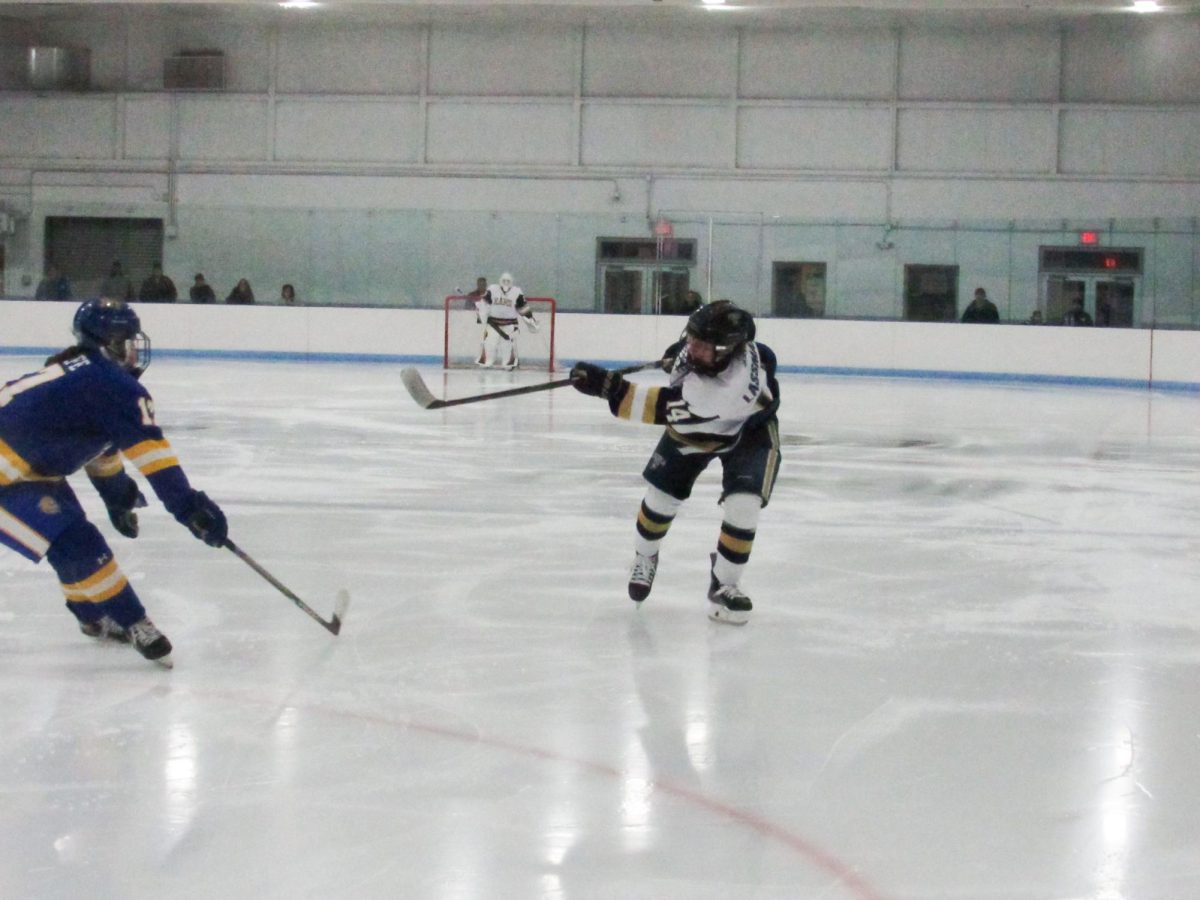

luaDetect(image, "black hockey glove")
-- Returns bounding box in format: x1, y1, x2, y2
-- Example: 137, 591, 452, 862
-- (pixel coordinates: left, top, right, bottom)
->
178, 490, 228, 548
107, 479, 148, 539
570, 362, 626, 400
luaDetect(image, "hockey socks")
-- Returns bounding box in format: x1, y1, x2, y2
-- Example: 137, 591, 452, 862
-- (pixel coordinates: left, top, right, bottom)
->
634, 488, 681, 556
629, 487, 682, 600
709, 493, 761, 624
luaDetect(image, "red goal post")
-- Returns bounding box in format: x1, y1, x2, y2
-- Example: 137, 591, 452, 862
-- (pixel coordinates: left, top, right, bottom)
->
443, 295, 557, 372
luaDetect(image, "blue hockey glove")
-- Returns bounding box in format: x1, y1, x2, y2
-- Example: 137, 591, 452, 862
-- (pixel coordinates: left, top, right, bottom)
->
107, 479, 148, 539
178, 490, 228, 548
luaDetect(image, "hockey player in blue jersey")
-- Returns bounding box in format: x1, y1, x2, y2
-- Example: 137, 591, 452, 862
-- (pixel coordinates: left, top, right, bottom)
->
0, 298, 228, 667
570, 301, 781, 624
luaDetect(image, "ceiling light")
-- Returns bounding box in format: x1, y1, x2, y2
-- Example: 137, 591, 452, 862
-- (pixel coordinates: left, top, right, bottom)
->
279, 0, 319, 9
1131, 1, 1161, 11
702, 0, 728, 5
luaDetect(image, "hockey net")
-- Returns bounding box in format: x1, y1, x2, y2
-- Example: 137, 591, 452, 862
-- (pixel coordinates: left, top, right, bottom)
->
443, 295, 557, 371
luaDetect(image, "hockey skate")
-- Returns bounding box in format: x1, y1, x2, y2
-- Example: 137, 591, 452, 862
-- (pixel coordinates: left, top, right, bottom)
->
628, 551, 658, 603
128, 618, 173, 668
79, 616, 130, 643
707, 553, 752, 625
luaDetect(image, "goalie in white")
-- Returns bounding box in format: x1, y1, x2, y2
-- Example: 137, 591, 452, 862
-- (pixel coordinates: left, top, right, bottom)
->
570, 301, 781, 625
477, 272, 539, 369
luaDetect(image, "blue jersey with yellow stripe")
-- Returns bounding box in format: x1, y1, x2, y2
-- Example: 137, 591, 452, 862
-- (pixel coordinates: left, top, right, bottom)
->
0, 350, 194, 518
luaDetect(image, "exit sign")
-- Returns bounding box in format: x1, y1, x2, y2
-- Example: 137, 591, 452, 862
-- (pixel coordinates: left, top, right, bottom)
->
1079, 231, 1100, 245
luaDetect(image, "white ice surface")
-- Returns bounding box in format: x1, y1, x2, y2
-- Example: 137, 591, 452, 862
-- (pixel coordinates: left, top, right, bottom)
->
2, 357, 1200, 900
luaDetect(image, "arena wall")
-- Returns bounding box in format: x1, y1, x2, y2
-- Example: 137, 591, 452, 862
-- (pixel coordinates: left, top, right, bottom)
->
3, 300, 1199, 391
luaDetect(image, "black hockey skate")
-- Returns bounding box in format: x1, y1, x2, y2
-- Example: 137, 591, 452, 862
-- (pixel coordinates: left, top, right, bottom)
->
128, 618, 174, 668
707, 553, 752, 625
628, 551, 658, 603
79, 616, 130, 643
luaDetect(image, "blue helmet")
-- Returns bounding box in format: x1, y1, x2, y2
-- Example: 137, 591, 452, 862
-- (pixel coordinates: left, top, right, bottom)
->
73, 298, 151, 374
683, 300, 755, 374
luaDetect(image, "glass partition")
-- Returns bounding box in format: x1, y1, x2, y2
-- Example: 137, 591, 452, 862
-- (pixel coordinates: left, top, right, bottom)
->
12, 211, 1200, 329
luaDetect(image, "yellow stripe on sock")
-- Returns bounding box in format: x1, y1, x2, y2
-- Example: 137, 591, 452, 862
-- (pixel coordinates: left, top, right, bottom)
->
61, 560, 129, 603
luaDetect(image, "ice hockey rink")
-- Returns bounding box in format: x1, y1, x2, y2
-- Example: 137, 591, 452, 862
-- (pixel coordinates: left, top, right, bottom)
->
2, 356, 1199, 900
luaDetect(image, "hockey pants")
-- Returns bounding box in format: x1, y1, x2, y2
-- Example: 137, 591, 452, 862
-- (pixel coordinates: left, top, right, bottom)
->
0, 480, 147, 628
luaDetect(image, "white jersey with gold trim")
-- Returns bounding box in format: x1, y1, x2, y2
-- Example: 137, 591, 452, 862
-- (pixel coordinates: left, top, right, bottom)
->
481, 284, 527, 323
608, 341, 780, 454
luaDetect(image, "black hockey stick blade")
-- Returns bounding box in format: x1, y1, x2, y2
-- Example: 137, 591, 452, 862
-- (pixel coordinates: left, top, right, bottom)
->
400, 359, 665, 410
225, 539, 350, 635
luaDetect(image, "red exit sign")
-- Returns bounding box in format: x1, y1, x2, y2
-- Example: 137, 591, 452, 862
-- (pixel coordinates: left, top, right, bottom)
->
1079, 231, 1100, 245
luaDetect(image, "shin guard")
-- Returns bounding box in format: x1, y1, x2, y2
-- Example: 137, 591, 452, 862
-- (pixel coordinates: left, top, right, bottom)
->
634, 486, 683, 557
713, 492, 762, 587
48, 520, 146, 629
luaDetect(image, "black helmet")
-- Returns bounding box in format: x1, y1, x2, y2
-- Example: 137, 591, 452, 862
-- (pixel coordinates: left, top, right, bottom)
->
73, 297, 151, 374
683, 300, 755, 374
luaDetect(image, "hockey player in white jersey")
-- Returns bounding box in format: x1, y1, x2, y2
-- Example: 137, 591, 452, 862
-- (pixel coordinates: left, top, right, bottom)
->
477, 272, 538, 369
570, 301, 781, 624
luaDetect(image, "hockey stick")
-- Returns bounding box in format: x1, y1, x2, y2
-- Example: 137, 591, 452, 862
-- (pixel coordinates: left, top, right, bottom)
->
401, 359, 664, 410
224, 539, 350, 635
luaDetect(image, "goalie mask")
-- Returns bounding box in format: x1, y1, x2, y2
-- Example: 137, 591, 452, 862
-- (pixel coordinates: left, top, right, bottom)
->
73, 297, 152, 375
499, 272, 514, 291
683, 300, 755, 375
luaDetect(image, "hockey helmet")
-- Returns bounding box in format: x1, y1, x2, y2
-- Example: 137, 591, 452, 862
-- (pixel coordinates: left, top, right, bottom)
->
73, 297, 152, 374
500, 272, 514, 291
683, 300, 755, 374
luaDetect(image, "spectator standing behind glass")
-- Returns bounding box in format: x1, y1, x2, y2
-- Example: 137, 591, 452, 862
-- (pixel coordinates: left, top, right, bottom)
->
1062, 297, 1093, 327
189, 274, 216, 304
960, 287, 1000, 323
279, 284, 296, 305
226, 279, 255, 305
35, 265, 72, 301
466, 277, 488, 300
99, 260, 134, 302
138, 262, 177, 303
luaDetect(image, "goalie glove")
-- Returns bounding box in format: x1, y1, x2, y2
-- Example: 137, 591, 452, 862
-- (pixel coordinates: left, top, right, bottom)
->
570, 362, 627, 400
521, 313, 539, 333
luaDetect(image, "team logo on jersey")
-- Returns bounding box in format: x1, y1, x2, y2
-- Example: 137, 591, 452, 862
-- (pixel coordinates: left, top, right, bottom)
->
648, 452, 666, 470
38, 496, 61, 515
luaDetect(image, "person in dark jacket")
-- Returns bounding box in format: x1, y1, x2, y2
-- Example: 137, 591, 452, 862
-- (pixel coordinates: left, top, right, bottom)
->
138, 262, 177, 303
961, 287, 1000, 323
225, 278, 255, 305
35, 265, 72, 301
189, 273, 216, 304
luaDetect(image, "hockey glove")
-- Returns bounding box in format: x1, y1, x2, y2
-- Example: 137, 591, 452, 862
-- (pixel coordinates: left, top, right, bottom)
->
178, 490, 228, 548
522, 314, 539, 333
570, 362, 626, 400
106, 479, 148, 539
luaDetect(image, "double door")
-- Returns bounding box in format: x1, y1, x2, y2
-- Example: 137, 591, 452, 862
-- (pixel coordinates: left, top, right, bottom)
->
598, 264, 691, 314
1043, 275, 1138, 327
